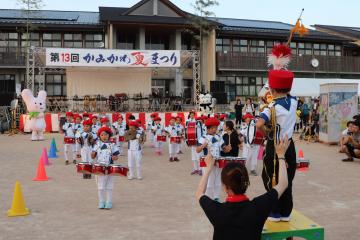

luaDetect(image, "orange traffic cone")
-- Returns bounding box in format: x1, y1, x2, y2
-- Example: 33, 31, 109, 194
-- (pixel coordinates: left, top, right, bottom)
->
33, 158, 49, 181
7, 181, 30, 217
298, 149, 304, 159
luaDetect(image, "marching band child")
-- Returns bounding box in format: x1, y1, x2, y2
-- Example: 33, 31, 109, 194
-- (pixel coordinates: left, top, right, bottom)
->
100, 117, 110, 127
63, 112, 76, 165
186, 111, 201, 175
152, 116, 165, 155
91, 115, 100, 134
74, 114, 83, 159
82, 112, 90, 121
256, 44, 297, 222
147, 112, 158, 147
165, 116, 180, 162
91, 126, 120, 210
76, 119, 97, 179
196, 117, 223, 201
175, 115, 184, 154
112, 114, 126, 156
240, 113, 261, 176
125, 121, 143, 180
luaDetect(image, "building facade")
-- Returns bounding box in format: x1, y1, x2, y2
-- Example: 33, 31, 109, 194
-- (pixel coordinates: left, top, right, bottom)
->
0, 0, 359, 106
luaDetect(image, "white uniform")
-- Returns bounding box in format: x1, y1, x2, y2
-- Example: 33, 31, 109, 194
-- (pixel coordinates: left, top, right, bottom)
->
127, 130, 142, 179
74, 123, 82, 157
112, 121, 126, 155
165, 124, 179, 159
218, 121, 225, 136
186, 118, 201, 170
198, 134, 223, 200
146, 120, 155, 146
76, 130, 97, 163
92, 141, 120, 204
240, 121, 261, 172
175, 123, 184, 153
152, 123, 164, 154
62, 122, 76, 161
92, 123, 101, 135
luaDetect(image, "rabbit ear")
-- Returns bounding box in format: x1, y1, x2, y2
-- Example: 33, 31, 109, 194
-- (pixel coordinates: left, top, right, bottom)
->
37, 90, 47, 101
21, 89, 34, 104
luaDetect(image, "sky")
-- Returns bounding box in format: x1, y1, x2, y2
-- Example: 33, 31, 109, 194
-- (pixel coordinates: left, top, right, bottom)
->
1, 0, 359, 28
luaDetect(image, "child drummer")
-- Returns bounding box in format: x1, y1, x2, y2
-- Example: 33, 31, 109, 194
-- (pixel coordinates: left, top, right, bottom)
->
165, 116, 180, 162
74, 114, 83, 159
147, 112, 158, 147
175, 115, 184, 154
63, 112, 76, 165
91, 115, 100, 134
125, 121, 143, 180
77, 119, 97, 179
186, 111, 201, 175
240, 113, 261, 176
196, 117, 224, 201
256, 44, 297, 222
112, 114, 126, 156
152, 116, 165, 155
91, 126, 120, 209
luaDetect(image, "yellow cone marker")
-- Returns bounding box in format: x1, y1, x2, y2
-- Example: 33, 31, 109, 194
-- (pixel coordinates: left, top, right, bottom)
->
7, 181, 30, 217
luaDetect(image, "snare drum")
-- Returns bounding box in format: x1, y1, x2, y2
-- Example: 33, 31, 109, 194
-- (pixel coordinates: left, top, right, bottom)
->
185, 122, 197, 146
170, 136, 181, 144
64, 137, 75, 144
199, 157, 206, 167
92, 163, 108, 175
216, 157, 227, 168
118, 136, 125, 142
108, 164, 128, 177
76, 162, 93, 174
297, 159, 310, 169
157, 135, 167, 142
234, 157, 246, 165
247, 120, 265, 145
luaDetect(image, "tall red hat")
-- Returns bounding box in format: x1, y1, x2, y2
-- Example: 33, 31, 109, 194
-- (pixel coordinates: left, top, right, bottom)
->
66, 112, 73, 117
82, 119, 92, 126
74, 114, 82, 120
97, 126, 112, 137
267, 44, 294, 90
82, 112, 90, 118
154, 116, 161, 121
150, 112, 158, 118
205, 117, 220, 127
219, 114, 227, 120
136, 119, 142, 124
128, 120, 139, 128
201, 115, 208, 121
243, 113, 254, 120
100, 117, 109, 124
91, 115, 98, 120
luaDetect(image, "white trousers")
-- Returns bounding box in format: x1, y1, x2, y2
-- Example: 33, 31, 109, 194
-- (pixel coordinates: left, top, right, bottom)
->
96, 175, 114, 203
154, 139, 163, 153
205, 166, 222, 200
191, 146, 200, 170
80, 146, 92, 163
243, 144, 260, 171
64, 143, 75, 161
75, 142, 81, 156
128, 150, 142, 178
116, 138, 124, 155
169, 142, 178, 158
148, 131, 155, 144
176, 141, 183, 153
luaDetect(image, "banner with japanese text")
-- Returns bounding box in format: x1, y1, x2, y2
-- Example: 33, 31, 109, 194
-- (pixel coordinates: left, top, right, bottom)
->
45, 48, 180, 68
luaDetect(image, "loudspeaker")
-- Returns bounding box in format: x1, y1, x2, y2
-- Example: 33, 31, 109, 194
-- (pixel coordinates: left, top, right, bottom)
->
212, 92, 227, 104
210, 81, 225, 93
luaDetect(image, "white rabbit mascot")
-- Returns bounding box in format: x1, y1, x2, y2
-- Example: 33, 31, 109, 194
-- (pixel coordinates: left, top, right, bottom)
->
21, 89, 47, 141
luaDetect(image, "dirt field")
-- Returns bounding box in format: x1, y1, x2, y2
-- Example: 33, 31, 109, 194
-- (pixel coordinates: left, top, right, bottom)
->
0, 133, 359, 240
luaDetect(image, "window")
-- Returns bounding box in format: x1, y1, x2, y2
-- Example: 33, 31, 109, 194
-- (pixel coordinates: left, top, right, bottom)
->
216, 38, 231, 53
0, 74, 15, 93
21, 32, 40, 47
146, 33, 169, 50
221, 75, 267, 100
42, 33, 62, 47
290, 42, 297, 55
328, 44, 342, 56
0, 32, 18, 48
249, 40, 265, 53
233, 39, 248, 52
267, 41, 275, 53
45, 74, 66, 96
117, 32, 136, 49
320, 44, 327, 56
85, 34, 105, 48
313, 43, 320, 55
64, 33, 83, 48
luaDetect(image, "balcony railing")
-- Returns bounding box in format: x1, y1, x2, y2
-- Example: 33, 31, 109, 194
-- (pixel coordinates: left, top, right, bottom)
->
217, 52, 360, 74
0, 47, 26, 67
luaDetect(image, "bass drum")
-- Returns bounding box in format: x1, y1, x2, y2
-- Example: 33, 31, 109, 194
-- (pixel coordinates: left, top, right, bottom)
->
247, 119, 265, 145
185, 121, 197, 146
